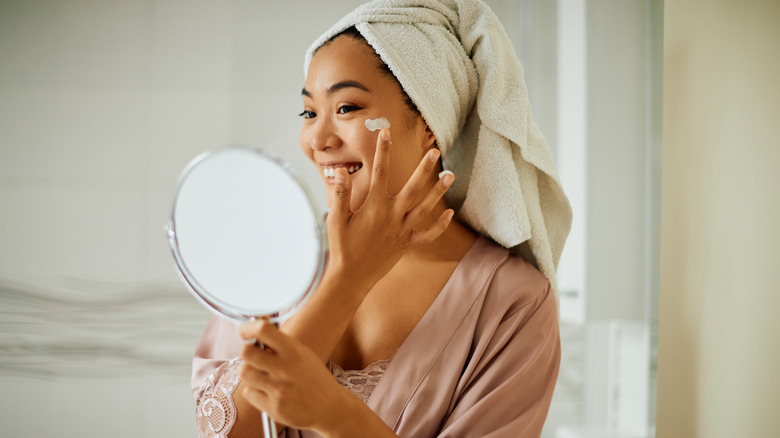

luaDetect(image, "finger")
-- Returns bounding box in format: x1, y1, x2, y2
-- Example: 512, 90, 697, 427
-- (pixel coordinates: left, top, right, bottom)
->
240, 341, 281, 373
409, 209, 455, 246
240, 361, 276, 388
395, 148, 440, 211
368, 128, 391, 198
243, 386, 272, 414
239, 319, 290, 355
239, 318, 265, 340
402, 170, 455, 229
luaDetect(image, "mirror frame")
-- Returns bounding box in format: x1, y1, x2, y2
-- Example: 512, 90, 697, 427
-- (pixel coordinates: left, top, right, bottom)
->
165, 145, 327, 323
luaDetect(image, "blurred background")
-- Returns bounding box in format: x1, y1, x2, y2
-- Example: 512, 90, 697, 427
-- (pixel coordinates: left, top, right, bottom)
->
0, 1, 661, 437
1, 1, 778, 437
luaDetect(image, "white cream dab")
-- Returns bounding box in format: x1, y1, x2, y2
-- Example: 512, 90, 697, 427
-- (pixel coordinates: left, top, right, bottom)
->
365, 117, 391, 131
439, 170, 454, 179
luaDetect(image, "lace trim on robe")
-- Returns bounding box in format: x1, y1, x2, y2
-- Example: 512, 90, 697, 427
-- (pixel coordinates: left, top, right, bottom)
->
330, 359, 391, 403
195, 358, 243, 438
194, 357, 390, 437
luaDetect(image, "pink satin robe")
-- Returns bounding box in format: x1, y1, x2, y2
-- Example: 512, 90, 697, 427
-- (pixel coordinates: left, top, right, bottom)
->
192, 237, 561, 437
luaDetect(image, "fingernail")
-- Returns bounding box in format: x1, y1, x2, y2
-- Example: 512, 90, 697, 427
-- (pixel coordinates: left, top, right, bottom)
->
335, 168, 345, 183
439, 170, 454, 186
380, 129, 391, 142
429, 148, 441, 162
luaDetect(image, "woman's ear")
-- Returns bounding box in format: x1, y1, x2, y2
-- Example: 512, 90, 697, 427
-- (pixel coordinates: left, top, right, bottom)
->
421, 123, 437, 150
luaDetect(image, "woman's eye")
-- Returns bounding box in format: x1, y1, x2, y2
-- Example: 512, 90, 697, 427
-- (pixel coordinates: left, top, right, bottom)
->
298, 110, 316, 119
337, 105, 361, 114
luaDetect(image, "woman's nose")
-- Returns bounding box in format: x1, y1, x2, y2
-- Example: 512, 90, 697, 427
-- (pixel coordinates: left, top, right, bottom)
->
308, 118, 342, 152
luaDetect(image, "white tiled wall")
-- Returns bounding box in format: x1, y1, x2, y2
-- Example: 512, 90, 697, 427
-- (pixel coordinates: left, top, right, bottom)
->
0, 1, 360, 436
0, 1, 656, 437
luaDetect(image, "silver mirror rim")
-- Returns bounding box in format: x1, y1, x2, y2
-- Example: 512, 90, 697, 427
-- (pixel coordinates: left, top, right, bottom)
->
166, 145, 327, 323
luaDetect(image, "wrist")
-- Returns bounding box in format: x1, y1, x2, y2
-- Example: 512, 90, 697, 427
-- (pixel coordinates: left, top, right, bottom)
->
320, 263, 378, 303
280, 266, 376, 364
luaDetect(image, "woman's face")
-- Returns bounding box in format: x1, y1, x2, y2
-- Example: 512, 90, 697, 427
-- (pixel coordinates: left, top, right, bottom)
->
300, 35, 435, 212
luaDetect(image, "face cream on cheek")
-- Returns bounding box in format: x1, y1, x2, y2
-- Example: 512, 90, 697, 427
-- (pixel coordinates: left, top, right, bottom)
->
364, 117, 391, 131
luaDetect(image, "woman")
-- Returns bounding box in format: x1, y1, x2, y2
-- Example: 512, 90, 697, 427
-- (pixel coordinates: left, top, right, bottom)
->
192, 1, 572, 437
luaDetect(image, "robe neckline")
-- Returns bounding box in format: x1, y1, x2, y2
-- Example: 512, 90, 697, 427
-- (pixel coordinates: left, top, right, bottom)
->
365, 235, 509, 429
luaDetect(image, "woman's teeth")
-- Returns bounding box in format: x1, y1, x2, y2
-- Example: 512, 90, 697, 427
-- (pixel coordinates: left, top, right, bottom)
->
323, 163, 362, 178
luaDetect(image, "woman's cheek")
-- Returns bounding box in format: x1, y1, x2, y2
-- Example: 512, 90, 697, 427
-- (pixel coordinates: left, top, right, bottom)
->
299, 128, 315, 163
344, 117, 377, 149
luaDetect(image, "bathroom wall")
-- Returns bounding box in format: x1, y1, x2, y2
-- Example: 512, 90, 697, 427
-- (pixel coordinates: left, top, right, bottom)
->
657, 0, 780, 437
0, 1, 363, 436
0, 1, 661, 437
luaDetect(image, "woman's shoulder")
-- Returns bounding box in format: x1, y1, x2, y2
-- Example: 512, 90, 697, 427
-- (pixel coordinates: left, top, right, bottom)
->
470, 237, 552, 311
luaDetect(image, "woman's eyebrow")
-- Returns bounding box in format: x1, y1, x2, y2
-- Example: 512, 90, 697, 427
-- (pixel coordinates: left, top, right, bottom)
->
301, 80, 371, 97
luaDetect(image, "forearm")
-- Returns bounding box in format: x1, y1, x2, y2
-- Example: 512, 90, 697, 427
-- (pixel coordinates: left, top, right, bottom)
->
226, 387, 398, 438
315, 384, 398, 438
226, 380, 265, 437
280, 269, 374, 363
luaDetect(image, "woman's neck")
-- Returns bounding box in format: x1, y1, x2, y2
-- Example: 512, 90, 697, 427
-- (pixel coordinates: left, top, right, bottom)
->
401, 213, 478, 264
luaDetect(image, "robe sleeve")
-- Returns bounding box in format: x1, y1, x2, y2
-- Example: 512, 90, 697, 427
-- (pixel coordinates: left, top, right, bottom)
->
191, 314, 244, 399
439, 280, 561, 438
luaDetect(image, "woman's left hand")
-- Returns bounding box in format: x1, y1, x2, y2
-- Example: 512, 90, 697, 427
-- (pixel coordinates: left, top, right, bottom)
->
238, 319, 354, 434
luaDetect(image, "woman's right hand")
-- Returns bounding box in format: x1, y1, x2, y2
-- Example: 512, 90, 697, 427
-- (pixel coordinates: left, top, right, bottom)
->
325, 127, 455, 293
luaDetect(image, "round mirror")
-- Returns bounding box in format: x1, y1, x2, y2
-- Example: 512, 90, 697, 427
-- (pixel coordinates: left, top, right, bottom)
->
166, 145, 326, 323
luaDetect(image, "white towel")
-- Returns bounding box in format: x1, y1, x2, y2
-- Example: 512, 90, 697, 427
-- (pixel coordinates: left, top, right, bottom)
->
304, 0, 572, 296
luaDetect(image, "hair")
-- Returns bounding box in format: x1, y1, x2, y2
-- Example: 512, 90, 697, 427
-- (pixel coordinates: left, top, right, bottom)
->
319, 26, 421, 121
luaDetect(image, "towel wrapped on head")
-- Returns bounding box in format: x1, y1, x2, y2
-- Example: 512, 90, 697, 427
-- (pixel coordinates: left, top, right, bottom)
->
305, 0, 572, 297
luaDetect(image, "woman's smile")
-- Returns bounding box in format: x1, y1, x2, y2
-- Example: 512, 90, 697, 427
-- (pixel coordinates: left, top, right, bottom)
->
320, 161, 364, 181
300, 35, 435, 211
